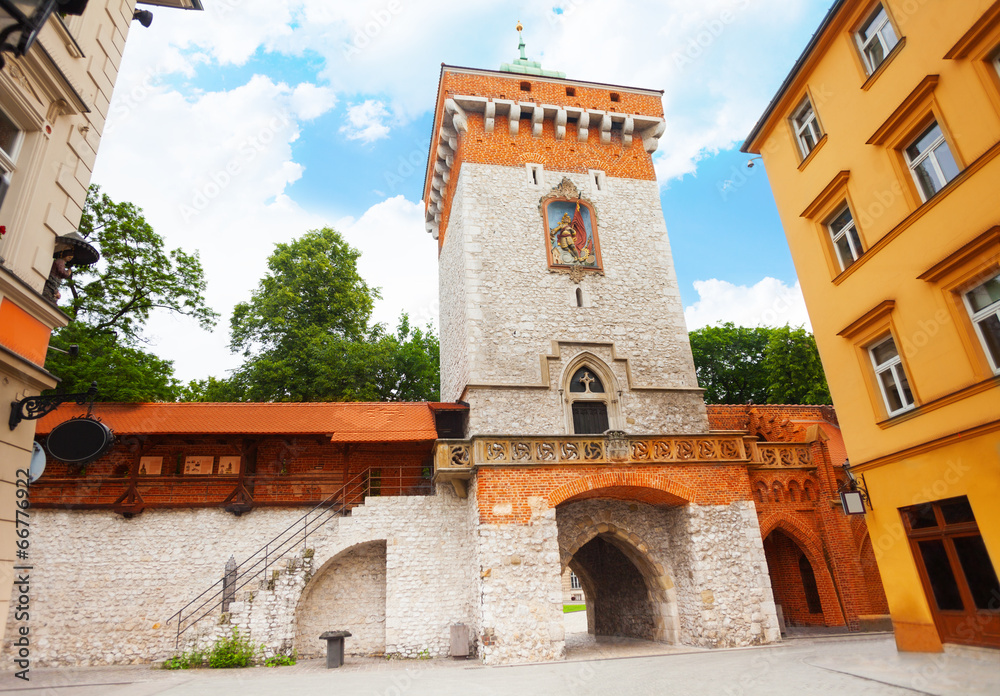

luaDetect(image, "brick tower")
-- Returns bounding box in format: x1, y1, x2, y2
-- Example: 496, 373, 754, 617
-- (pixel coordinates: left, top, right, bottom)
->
424, 25, 707, 437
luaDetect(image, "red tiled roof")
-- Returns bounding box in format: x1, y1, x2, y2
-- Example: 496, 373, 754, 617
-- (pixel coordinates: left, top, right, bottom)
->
33, 402, 454, 442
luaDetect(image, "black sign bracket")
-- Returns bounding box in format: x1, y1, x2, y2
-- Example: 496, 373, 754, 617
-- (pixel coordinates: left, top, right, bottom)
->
9, 382, 98, 430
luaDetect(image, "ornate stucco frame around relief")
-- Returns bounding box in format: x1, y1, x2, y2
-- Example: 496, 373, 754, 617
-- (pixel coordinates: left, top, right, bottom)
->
540, 177, 604, 280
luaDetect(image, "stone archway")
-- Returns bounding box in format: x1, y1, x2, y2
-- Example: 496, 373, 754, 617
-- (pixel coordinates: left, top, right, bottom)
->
294, 540, 387, 657
557, 501, 680, 645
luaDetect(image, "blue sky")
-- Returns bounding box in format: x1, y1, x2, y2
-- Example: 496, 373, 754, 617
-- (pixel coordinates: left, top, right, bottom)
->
92, 0, 831, 382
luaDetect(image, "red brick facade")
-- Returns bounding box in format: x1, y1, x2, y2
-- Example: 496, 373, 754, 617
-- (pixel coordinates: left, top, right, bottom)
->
710, 405, 889, 629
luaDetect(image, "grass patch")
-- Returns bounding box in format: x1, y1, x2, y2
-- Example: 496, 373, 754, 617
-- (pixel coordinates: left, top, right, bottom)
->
162, 650, 205, 670
563, 604, 586, 613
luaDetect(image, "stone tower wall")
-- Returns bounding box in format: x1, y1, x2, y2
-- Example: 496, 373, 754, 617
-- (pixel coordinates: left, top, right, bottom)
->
438, 163, 706, 435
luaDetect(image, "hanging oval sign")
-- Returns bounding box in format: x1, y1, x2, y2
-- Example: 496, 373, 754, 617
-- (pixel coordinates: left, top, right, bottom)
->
29, 441, 46, 483
45, 416, 114, 465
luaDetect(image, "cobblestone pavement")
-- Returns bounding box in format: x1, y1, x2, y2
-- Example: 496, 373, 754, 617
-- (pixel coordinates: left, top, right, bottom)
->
1, 635, 997, 696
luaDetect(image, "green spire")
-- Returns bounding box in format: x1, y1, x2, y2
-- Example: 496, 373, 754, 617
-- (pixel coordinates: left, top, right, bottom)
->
499, 21, 566, 78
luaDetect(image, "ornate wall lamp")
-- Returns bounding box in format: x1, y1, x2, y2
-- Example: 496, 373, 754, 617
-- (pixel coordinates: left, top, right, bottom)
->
838, 458, 872, 515
0, 0, 89, 68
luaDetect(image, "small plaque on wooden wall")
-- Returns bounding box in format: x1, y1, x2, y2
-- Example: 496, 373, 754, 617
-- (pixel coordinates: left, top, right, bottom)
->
184, 456, 214, 475
218, 456, 241, 475
138, 456, 162, 476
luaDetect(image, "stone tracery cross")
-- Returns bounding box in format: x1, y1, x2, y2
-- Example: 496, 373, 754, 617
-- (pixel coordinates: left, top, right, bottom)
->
578, 371, 596, 392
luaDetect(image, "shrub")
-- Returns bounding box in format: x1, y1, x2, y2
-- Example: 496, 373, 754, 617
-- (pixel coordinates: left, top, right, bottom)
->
207, 627, 258, 668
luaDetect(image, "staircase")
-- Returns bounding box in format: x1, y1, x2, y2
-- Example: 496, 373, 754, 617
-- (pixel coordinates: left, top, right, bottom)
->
165, 468, 372, 649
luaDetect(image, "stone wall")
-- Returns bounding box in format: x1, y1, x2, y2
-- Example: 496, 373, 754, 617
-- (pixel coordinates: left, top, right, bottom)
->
2, 485, 478, 666
474, 495, 565, 665
437, 163, 706, 436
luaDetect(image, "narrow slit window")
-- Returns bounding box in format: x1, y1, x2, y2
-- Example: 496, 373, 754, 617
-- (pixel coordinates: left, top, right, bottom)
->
575, 287, 583, 307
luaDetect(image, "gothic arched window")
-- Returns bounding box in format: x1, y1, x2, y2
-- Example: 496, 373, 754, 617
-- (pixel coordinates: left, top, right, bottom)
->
564, 361, 617, 435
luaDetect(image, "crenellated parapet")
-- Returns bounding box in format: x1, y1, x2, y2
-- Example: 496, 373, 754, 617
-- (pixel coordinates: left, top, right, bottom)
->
423, 65, 667, 243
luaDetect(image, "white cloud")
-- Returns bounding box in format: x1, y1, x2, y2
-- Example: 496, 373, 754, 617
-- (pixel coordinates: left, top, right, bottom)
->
684, 278, 812, 332
121, 0, 814, 182
336, 196, 439, 330
93, 67, 338, 383
340, 100, 392, 143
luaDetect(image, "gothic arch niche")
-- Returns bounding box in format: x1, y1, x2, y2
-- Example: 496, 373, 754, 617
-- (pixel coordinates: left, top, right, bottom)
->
294, 541, 387, 657
761, 528, 838, 627
561, 353, 621, 434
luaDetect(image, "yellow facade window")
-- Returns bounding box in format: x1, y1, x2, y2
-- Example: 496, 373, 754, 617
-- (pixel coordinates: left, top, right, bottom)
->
791, 97, 823, 159
964, 273, 1000, 374
856, 3, 900, 75
869, 335, 915, 417
826, 205, 864, 271
903, 121, 960, 202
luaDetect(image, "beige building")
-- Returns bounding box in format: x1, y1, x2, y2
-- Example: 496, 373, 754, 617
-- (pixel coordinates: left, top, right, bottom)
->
0, 0, 202, 637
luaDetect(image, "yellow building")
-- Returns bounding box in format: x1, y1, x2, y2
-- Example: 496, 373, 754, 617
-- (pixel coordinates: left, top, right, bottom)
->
0, 0, 202, 639
743, 0, 1000, 652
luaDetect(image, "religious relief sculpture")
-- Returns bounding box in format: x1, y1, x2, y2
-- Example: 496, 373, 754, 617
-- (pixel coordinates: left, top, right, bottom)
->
540, 178, 602, 273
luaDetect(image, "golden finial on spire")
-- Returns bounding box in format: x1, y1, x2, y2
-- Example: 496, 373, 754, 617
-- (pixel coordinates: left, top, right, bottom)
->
516, 20, 523, 32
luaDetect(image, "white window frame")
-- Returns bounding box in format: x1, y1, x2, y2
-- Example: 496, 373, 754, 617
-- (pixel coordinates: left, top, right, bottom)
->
856, 3, 899, 74
570, 572, 581, 590
0, 109, 24, 213
963, 273, 1000, 374
904, 122, 958, 202
869, 336, 915, 417
827, 205, 863, 271
792, 98, 822, 158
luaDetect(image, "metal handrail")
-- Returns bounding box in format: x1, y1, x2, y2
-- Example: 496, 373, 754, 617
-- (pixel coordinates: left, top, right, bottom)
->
165, 468, 376, 647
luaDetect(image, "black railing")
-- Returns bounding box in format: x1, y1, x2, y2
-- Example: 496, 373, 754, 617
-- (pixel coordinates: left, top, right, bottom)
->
165, 467, 375, 647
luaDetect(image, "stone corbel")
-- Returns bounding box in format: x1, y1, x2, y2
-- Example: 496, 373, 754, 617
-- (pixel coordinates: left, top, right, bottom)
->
577, 111, 590, 142
444, 98, 468, 133
622, 115, 634, 147
531, 106, 543, 138
555, 108, 567, 140
641, 120, 666, 154
599, 112, 612, 145
484, 101, 496, 134
509, 103, 521, 136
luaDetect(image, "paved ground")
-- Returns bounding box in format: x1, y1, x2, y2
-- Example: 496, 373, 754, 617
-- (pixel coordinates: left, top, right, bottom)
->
2, 634, 997, 696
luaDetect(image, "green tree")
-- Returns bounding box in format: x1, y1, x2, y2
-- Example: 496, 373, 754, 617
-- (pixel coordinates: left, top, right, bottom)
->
688, 323, 831, 405
69, 186, 217, 341
46, 322, 181, 402
763, 325, 832, 404
688, 323, 771, 404
47, 186, 217, 401
223, 228, 440, 402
